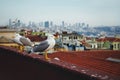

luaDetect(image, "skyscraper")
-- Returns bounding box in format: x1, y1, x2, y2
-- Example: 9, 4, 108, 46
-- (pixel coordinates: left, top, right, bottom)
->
50, 21, 53, 27
17, 20, 21, 26
9, 19, 12, 27
81, 23, 85, 27
62, 21, 65, 27
86, 24, 89, 28
44, 21, 49, 28
28, 21, 32, 27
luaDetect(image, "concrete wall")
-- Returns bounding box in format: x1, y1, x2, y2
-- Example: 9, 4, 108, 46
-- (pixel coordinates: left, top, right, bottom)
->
0, 46, 96, 80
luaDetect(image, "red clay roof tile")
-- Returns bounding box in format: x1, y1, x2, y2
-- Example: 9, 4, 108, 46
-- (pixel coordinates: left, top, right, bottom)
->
27, 35, 47, 42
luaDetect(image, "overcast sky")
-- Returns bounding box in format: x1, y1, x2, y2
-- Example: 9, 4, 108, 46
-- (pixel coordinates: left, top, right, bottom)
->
0, 0, 120, 26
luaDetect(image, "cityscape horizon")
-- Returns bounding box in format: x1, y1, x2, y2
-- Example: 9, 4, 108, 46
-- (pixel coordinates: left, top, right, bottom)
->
0, 18, 120, 27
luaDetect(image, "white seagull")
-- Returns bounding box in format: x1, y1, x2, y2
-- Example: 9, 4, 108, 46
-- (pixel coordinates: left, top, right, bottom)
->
32, 34, 56, 60
13, 33, 33, 46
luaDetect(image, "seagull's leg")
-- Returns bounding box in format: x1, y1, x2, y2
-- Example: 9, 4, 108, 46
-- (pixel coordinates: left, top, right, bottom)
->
44, 51, 50, 60
18, 45, 24, 52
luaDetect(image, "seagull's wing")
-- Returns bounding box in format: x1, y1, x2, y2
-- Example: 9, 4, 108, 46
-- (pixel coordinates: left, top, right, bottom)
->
13, 36, 23, 45
20, 37, 32, 46
33, 40, 50, 52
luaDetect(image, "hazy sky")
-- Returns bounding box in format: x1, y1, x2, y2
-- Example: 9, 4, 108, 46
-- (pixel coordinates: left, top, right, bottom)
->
0, 0, 120, 26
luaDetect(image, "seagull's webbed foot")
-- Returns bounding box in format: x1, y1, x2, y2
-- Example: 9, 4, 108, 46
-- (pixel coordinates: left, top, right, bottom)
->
44, 51, 51, 60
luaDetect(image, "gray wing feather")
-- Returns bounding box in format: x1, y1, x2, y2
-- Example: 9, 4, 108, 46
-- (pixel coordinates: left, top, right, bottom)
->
20, 37, 32, 46
33, 40, 49, 52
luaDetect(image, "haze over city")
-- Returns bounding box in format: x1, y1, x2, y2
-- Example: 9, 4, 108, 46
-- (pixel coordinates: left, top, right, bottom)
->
0, 0, 120, 27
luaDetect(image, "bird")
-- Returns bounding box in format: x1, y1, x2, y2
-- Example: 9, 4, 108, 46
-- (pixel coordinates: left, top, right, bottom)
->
32, 34, 56, 60
13, 33, 33, 46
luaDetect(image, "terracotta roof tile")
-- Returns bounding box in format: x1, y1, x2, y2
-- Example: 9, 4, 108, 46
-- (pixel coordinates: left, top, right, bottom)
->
97, 37, 120, 42
49, 50, 120, 77
27, 35, 47, 42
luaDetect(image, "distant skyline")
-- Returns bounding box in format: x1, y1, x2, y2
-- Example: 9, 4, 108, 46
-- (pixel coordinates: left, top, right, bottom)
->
0, 0, 120, 27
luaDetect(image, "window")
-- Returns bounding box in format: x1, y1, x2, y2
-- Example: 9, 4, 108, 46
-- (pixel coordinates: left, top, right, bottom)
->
118, 44, 120, 48
69, 36, 72, 39
69, 37, 71, 39
74, 36, 77, 39
114, 44, 116, 48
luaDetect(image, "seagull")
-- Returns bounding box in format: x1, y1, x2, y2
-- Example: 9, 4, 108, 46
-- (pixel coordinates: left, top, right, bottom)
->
13, 33, 33, 46
32, 34, 56, 60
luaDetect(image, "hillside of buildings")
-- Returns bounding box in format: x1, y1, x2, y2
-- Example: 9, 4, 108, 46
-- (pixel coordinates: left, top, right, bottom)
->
0, 26, 120, 52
